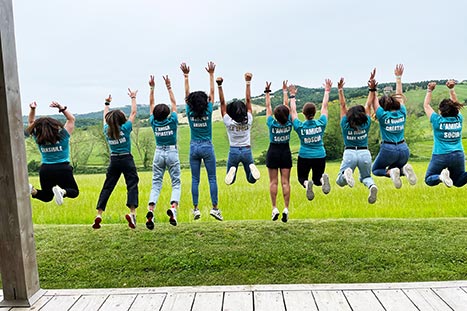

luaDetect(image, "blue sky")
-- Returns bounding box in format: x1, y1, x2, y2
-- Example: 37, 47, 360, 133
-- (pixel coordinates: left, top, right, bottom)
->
13, 0, 467, 114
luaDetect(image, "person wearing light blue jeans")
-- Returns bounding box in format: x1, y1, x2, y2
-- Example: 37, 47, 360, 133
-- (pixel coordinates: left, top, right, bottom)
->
336, 76, 378, 204
181, 61, 222, 221
146, 75, 181, 229
423, 80, 467, 188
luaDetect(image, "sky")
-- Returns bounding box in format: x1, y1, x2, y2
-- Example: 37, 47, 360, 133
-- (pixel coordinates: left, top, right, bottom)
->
12, 0, 467, 115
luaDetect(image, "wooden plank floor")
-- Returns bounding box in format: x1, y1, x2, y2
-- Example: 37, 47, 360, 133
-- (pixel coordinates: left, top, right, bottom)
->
2, 281, 467, 310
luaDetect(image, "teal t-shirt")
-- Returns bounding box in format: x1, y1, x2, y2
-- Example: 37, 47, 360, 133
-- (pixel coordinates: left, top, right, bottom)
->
186, 102, 213, 141
430, 112, 463, 154
293, 115, 327, 158
376, 105, 406, 143
37, 129, 70, 164
267, 115, 292, 144
104, 120, 132, 154
341, 115, 371, 147
150, 111, 178, 146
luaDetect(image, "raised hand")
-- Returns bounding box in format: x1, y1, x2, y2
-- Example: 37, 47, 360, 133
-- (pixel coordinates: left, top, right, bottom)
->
205, 61, 216, 74
265, 81, 272, 93
162, 75, 171, 89
337, 77, 345, 90
282, 80, 288, 92
288, 84, 297, 96
446, 79, 456, 89
29, 101, 37, 109
369, 68, 376, 80
50, 101, 63, 110
105, 94, 112, 103
180, 62, 190, 75
395, 64, 404, 77
149, 75, 155, 88
324, 79, 332, 91
128, 88, 138, 98
245, 72, 253, 82
216, 77, 223, 86
368, 79, 378, 90
427, 82, 436, 91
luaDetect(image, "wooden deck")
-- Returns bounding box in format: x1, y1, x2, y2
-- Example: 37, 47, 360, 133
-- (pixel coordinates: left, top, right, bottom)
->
2, 281, 467, 310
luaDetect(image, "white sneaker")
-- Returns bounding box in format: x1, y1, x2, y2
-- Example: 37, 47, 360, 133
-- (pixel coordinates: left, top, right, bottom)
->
305, 180, 314, 201
193, 208, 201, 220
167, 207, 178, 226
321, 173, 331, 194
210, 208, 223, 221
343, 168, 355, 188
271, 207, 279, 221
281, 208, 289, 223
439, 168, 453, 187
52, 185, 65, 205
249, 164, 261, 180
402, 164, 417, 185
389, 168, 402, 189
225, 166, 237, 185
368, 185, 378, 204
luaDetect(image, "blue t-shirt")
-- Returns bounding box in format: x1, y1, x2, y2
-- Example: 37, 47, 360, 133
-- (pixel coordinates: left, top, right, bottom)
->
186, 102, 213, 141
341, 115, 371, 147
293, 115, 327, 158
104, 120, 132, 154
267, 115, 292, 144
430, 112, 463, 154
150, 111, 178, 146
376, 105, 406, 143
37, 129, 70, 164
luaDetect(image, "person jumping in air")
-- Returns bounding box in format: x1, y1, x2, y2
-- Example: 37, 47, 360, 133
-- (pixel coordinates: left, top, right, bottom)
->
181, 61, 222, 221
336, 76, 378, 204
217, 72, 260, 185
371, 65, 417, 188
423, 80, 467, 187
265, 81, 293, 222
145, 75, 181, 229
28, 101, 79, 205
288, 80, 332, 201
92, 89, 139, 229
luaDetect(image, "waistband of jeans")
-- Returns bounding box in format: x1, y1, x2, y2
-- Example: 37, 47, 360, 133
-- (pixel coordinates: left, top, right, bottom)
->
156, 145, 177, 150
190, 139, 212, 144
230, 145, 251, 149
111, 153, 130, 156
345, 146, 368, 150
382, 140, 405, 145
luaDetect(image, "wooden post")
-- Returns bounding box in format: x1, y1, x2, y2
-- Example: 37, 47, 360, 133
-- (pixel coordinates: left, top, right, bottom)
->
0, 0, 40, 307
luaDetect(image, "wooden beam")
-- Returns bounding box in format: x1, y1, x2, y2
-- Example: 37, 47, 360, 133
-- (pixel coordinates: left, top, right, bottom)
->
0, 0, 40, 307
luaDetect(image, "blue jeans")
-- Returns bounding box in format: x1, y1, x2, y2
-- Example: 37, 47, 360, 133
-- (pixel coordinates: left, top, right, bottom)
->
372, 142, 410, 176
227, 146, 256, 184
149, 146, 181, 206
190, 140, 218, 206
336, 149, 375, 188
425, 151, 467, 187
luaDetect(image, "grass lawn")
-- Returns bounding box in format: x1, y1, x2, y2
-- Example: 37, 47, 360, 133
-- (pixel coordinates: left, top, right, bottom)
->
34, 219, 467, 289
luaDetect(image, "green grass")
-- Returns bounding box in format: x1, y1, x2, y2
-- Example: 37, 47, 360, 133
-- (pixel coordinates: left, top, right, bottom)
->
30, 162, 467, 225
33, 219, 467, 288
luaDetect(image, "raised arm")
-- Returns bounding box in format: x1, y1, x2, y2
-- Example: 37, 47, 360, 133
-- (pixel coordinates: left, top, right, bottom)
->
265, 81, 272, 117
365, 68, 377, 116
338, 78, 347, 118
103, 95, 111, 123
288, 84, 298, 121
149, 75, 155, 115
205, 61, 216, 103
163, 75, 177, 112
180, 62, 190, 99
127, 88, 138, 123
446, 79, 458, 103
424, 82, 436, 119
216, 77, 226, 117
50, 101, 75, 134
394, 64, 404, 97
321, 79, 332, 118
369, 78, 380, 112
28, 101, 37, 126
282, 80, 289, 107
245, 72, 252, 113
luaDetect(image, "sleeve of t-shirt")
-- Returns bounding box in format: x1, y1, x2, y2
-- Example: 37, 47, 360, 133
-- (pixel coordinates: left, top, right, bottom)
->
208, 102, 213, 114
103, 123, 108, 135
292, 118, 302, 131
170, 111, 178, 126
400, 105, 407, 116
340, 116, 347, 129
430, 112, 439, 125
149, 115, 155, 130
122, 120, 133, 132
223, 114, 233, 127
267, 115, 274, 127
247, 112, 253, 126
60, 128, 70, 140
376, 106, 384, 119
319, 114, 328, 126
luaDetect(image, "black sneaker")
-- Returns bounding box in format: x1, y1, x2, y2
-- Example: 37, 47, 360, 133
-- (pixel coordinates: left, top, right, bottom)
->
167, 208, 178, 226
281, 210, 289, 223
146, 211, 155, 230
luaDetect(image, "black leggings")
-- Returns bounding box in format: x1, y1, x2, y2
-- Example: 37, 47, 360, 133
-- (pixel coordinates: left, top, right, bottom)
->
34, 163, 79, 202
297, 156, 326, 187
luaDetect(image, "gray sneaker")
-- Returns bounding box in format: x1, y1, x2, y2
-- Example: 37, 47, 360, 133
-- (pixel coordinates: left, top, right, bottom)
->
210, 208, 223, 221
306, 180, 314, 201
439, 168, 453, 187
389, 168, 402, 189
343, 168, 355, 188
368, 185, 378, 204
193, 208, 201, 220
402, 164, 417, 185
52, 185, 65, 205
321, 173, 331, 194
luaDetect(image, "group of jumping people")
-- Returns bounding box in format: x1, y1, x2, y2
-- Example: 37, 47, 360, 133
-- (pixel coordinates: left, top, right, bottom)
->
27, 63, 466, 228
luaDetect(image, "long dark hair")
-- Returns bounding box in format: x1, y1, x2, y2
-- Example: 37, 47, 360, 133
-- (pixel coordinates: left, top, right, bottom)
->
302, 102, 316, 120
346, 105, 368, 130
105, 110, 127, 140
439, 99, 463, 117
274, 105, 290, 125
153, 104, 170, 121
186, 91, 209, 118
227, 100, 248, 124
27, 117, 64, 145
379, 95, 401, 111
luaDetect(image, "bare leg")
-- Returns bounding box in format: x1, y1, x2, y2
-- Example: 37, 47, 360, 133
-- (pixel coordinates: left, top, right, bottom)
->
280, 168, 291, 208
268, 168, 279, 208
